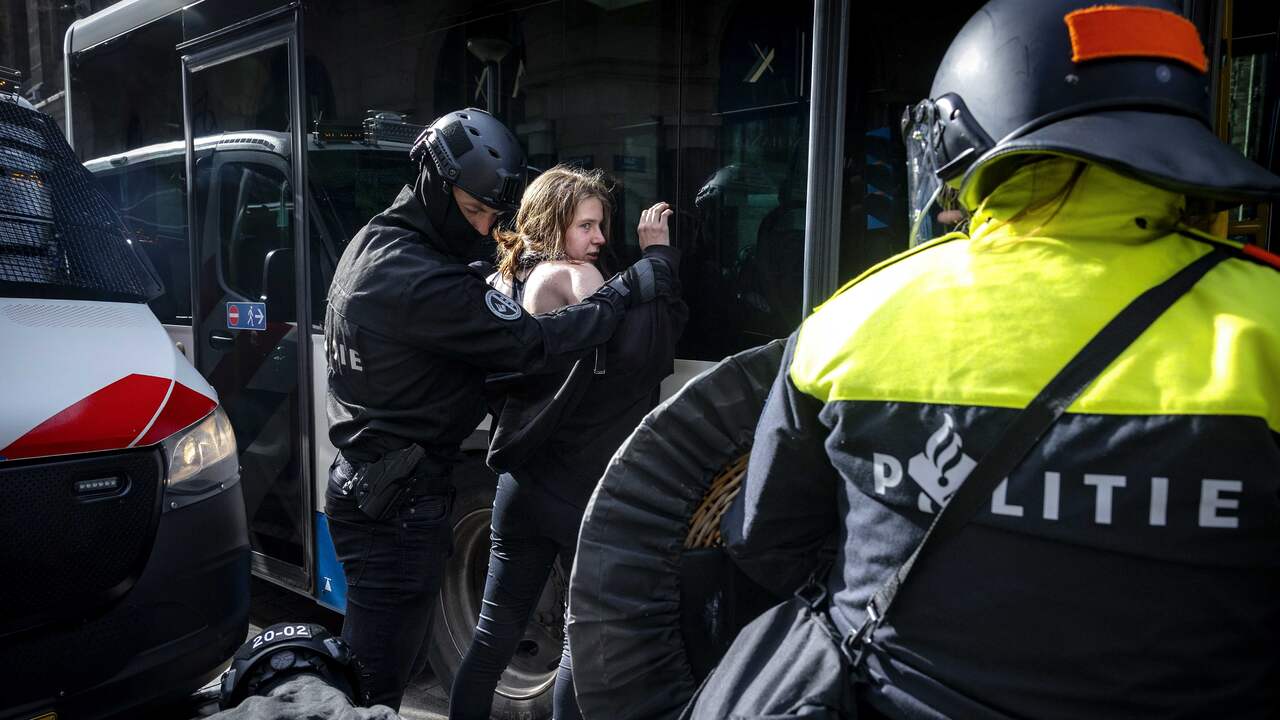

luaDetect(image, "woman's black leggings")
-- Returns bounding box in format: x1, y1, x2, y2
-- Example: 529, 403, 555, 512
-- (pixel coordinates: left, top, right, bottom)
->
448, 473, 584, 720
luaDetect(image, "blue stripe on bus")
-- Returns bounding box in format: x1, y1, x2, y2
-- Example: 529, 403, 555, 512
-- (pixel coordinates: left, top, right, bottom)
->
314, 512, 348, 614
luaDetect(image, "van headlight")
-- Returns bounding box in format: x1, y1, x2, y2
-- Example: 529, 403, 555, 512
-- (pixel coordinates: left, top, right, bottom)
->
161, 406, 239, 510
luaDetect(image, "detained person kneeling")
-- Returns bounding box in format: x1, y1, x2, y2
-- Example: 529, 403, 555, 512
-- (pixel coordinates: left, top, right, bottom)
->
448, 165, 687, 720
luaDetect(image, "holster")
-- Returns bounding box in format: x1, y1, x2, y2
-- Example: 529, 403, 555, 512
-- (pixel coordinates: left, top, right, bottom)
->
352, 444, 428, 521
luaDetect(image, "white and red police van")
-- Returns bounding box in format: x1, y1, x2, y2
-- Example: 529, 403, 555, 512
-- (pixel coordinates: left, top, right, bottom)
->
0, 74, 250, 719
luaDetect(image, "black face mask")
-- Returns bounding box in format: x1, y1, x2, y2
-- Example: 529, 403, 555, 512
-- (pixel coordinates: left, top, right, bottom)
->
413, 162, 488, 258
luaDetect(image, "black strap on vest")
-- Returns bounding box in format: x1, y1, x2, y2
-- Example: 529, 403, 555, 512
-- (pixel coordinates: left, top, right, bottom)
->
844, 246, 1232, 662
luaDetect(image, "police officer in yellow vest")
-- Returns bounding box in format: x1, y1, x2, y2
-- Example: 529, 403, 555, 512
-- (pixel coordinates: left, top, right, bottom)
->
687, 0, 1280, 717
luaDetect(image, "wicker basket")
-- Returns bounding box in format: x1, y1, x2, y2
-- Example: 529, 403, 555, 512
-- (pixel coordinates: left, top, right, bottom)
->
685, 453, 750, 549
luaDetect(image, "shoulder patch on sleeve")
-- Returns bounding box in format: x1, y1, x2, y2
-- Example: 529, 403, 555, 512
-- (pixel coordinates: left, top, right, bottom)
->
485, 288, 523, 321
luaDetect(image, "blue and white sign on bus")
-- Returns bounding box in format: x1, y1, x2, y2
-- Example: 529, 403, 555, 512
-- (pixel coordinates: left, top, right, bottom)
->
227, 302, 267, 331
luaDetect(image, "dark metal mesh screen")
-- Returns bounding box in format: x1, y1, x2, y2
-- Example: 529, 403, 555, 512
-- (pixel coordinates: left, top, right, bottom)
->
0, 98, 162, 301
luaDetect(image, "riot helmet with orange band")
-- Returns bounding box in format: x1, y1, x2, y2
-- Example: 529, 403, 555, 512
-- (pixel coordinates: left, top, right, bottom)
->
902, 0, 1280, 244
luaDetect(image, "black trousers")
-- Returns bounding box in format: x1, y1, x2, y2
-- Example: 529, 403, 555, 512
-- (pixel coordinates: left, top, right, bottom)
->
324, 458, 454, 711
449, 473, 584, 720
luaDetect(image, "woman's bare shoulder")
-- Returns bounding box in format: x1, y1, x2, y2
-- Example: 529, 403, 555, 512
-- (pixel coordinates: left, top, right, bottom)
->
539, 260, 603, 284
524, 261, 605, 312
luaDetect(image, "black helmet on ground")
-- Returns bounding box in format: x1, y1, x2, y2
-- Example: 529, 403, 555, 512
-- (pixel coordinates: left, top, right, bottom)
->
902, 0, 1280, 242
410, 107, 527, 213
218, 622, 363, 709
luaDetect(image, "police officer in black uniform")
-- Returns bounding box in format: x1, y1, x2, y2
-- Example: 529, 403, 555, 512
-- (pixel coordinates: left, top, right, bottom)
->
323, 108, 672, 710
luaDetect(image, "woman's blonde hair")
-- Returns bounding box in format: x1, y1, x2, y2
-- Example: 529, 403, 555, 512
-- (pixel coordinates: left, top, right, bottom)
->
494, 164, 613, 280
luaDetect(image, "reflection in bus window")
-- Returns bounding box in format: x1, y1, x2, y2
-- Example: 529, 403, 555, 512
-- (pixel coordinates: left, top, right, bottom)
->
1229, 53, 1269, 162
69, 11, 183, 160
308, 148, 412, 250
1228, 50, 1270, 232
837, 4, 979, 282
92, 159, 191, 325
302, 0, 812, 360
218, 163, 292, 303
190, 46, 291, 136
1225, 2, 1279, 244
72, 11, 190, 325
679, 0, 812, 358
306, 145, 413, 326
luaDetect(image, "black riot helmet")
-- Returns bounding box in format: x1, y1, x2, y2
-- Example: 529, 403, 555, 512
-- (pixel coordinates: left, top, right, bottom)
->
902, 0, 1280, 243
218, 623, 363, 709
410, 108, 527, 213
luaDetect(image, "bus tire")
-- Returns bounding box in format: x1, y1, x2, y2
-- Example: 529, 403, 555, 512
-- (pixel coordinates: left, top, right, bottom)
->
428, 456, 565, 720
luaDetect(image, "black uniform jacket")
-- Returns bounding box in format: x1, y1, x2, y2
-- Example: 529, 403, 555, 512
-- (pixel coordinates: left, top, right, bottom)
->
486, 247, 688, 510
325, 186, 632, 468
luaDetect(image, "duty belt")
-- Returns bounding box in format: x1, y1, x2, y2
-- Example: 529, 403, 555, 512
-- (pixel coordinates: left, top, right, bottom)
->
334, 450, 453, 496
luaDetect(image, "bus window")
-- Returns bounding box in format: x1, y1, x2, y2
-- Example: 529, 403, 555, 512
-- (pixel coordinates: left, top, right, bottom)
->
304, 147, 408, 326
836, 3, 979, 283
1224, 0, 1280, 247
72, 10, 188, 325
189, 46, 291, 137
679, 0, 813, 359
307, 148, 411, 250
556, 1, 681, 281
302, 0, 813, 360
302, 0, 684, 328
218, 162, 293, 309
69, 10, 182, 160
92, 158, 191, 325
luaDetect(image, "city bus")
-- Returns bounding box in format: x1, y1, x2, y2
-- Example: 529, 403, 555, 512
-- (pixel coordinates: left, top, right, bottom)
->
61, 0, 1278, 715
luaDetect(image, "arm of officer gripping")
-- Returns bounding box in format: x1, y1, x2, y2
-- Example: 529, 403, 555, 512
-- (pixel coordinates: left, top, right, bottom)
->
722, 332, 840, 597
397, 249, 673, 375
605, 244, 678, 304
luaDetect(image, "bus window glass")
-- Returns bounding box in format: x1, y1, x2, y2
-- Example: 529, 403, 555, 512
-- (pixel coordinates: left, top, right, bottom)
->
303, 0, 812, 361
217, 162, 293, 304
189, 45, 291, 137
69, 11, 183, 160
678, 0, 813, 359
1225, 2, 1279, 243
1227, 48, 1270, 231
556, 1, 681, 278
836, 3, 983, 282
73, 11, 189, 323
92, 158, 191, 324
307, 147, 413, 252
1228, 52, 1269, 163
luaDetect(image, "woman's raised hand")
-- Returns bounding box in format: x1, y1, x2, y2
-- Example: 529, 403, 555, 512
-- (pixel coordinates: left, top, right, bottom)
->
638, 201, 673, 250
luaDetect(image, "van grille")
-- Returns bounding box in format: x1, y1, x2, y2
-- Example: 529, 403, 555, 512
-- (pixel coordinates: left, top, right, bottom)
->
0, 448, 162, 637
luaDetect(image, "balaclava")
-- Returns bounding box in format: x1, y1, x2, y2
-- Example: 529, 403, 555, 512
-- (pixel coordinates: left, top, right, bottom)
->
413, 159, 490, 258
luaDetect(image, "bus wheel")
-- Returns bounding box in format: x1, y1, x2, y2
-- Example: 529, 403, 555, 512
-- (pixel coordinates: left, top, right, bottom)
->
428, 458, 564, 720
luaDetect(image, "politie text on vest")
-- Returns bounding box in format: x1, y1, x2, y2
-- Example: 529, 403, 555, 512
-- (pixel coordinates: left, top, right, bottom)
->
870, 415, 1242, 529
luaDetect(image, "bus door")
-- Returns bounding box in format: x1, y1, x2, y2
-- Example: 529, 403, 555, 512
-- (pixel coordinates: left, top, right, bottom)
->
183, 21, 314, 591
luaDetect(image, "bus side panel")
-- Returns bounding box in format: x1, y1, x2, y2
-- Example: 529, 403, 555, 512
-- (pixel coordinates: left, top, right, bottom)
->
314, 511, 347, 612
